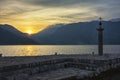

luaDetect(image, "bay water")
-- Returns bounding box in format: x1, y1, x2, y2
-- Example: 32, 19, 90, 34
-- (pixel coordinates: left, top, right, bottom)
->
0, 45, 120, 56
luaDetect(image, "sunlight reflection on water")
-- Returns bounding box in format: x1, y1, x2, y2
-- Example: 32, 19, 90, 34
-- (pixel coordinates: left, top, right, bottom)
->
0, 45, 120, 56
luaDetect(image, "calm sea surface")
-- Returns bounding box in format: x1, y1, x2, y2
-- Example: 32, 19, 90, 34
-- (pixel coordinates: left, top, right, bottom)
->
0, 45, 120, 56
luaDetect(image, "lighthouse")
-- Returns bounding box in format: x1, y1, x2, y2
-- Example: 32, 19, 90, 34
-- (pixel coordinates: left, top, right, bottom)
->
97, 17, 104, 56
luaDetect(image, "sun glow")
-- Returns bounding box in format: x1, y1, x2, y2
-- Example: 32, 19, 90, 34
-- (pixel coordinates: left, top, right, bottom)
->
27, 30, 33, 35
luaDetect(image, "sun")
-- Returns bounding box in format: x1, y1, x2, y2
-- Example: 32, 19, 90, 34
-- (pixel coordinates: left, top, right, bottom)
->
27, 30, 33, 35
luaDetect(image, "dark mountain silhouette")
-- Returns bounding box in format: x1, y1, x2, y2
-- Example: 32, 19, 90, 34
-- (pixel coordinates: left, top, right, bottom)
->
0, 24, 37, 45
33, 24, 65, 37
32, 21, 120, 45
109, 18, 120, 22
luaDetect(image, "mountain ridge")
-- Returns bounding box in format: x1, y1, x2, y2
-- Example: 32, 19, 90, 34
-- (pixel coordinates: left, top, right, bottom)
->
0, 24, 37, 45
0, 18, 120, 45
32, 21, 120, 45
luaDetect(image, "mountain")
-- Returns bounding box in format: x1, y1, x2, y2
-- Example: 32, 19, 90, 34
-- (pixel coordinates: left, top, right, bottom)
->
0, 24, 37, 45
109, 18, 120, 22
33, 24, 65, 37
32, 21, 120, 45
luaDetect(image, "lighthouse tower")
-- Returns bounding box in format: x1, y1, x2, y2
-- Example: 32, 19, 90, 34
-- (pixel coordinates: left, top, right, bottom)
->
97, 17, 104, 56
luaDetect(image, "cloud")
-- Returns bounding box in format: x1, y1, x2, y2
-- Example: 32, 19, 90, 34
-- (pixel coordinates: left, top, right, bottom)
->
0, 0, 120, 18
0, 0, 120, 33
19, 0, 120, 10
0, 0, 42, 19
20, 0, 103, 7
